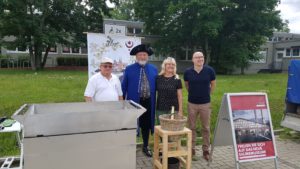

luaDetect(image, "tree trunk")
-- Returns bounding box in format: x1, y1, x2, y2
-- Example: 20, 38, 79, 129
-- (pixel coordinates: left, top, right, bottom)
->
29, 42, 43, 71
33, 44, 43, 70
41, 46, 50, 68
241, 66, 245, 75
204, 37, 210, 64
29, 45, 36, 71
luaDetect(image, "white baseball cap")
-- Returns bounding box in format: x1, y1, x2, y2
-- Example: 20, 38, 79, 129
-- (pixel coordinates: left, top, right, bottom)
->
100, 57, 113, 64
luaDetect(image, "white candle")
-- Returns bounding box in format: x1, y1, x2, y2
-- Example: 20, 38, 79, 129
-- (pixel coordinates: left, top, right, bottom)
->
171, 106, 174, 120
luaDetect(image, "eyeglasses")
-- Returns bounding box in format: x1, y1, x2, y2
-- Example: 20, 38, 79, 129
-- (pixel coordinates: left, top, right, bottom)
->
101, 65, 112, 69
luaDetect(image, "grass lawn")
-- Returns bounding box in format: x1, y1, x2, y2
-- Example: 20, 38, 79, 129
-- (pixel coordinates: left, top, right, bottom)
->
0, 69, 288, 157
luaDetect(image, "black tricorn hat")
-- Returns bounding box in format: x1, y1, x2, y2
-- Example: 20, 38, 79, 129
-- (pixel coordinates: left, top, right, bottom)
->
130, 44, 153, 56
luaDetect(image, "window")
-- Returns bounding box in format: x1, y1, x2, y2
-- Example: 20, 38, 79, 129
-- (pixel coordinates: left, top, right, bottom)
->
292, 48, 300, 57
268, 37, 273, 42
62, 45, 85, 54
62, 46, 71, 53
286, 48, 291, 57
6, 45, 28, 53
276, 53, 283, 61
135, 28, 142, 34
81, 47, 87, 54
49, 46, 57, 53
127, 27, 134, 34
17, 45, 27, 52
72, 47, 80, 54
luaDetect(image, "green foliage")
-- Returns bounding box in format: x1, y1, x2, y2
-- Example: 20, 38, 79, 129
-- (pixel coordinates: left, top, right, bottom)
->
109, 0, 136, 21
277, 20, 290, 33
56, 57, 88, 66
134, 0, 223, 57
279, 128, 300, 141
212, 0, 283, 74
0, 0, 117, 70
134, 0, 284, 74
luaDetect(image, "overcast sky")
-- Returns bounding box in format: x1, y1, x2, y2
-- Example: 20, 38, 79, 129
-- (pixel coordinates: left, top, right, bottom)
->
106, 0, 300, 33
277, 0, 300, 33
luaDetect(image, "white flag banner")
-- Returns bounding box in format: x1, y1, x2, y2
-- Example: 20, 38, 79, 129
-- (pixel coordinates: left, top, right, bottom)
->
87, 33, 141, 78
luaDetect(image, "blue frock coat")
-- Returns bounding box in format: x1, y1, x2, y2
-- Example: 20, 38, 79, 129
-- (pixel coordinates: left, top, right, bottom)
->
122, 62, 158, 134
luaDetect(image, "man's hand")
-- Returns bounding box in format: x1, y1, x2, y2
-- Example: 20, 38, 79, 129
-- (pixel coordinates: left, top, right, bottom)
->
85, 96, 92, 102
178, 110, 183, 117
210, 80, 216, 94
184, 81, 189, 91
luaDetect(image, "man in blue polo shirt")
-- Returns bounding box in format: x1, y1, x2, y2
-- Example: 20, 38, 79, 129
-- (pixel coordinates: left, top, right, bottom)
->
184, 51, 216, 161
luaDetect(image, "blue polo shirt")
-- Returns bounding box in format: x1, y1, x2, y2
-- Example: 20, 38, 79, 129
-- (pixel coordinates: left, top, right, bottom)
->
184, 65, 216, 104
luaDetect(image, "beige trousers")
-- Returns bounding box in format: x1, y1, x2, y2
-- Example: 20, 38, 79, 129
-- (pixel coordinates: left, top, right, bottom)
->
187, 102, 211, 152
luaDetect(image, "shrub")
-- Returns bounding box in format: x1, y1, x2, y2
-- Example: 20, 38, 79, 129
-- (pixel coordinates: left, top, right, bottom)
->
56, 57, 88, 66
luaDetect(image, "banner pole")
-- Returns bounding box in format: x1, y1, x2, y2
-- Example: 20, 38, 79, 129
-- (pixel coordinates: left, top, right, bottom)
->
274, 157, 278, 169
235, 161, 240, 169
208, 95, 226, 166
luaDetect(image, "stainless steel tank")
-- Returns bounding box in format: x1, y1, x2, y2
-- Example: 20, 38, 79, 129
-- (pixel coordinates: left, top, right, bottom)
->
13, 101, 145, 169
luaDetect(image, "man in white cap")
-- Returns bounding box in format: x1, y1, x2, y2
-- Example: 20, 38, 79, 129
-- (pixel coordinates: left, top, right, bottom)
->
84, 57, 123, 102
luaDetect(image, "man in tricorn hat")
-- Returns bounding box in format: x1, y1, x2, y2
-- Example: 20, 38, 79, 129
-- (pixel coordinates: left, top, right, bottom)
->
122, 44, 158, 157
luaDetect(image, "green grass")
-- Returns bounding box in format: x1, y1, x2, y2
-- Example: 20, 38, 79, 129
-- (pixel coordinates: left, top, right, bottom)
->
0, 70, 288, 157
0, 70, 88, 157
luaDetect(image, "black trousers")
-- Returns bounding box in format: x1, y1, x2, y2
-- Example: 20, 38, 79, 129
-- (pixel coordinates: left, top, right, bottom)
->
139, 97, 151, 148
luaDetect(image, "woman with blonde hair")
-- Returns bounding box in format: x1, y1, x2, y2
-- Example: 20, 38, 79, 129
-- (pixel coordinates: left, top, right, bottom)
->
156, 57, 183, 123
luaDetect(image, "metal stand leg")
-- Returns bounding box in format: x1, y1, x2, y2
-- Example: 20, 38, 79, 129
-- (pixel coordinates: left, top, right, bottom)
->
235, 161, 240, 169
274, 157, 278, 169
16, 132, 21, 147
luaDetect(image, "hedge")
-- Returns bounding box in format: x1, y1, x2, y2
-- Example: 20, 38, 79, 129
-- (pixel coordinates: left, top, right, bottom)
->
56, 57, 88, 66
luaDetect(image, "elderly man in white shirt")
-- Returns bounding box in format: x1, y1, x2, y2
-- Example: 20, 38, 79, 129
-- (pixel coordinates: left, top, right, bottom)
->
84, 57, 123, 102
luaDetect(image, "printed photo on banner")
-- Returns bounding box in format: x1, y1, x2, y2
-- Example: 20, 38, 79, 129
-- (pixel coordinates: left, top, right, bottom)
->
233, 109, 272, 144
230, 95, 276, 161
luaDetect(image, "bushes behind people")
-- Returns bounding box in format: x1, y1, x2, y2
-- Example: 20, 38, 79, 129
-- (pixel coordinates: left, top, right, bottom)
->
56, 57, 88, 66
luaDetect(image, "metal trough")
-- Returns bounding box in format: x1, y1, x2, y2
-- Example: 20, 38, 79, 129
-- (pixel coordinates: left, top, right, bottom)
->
12, 101, 145, 169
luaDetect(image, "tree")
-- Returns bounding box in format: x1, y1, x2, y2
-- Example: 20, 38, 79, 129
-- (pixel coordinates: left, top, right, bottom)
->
211, 0, 283, 74
134, 0, 284, 74
277, 19, 290, 33
109, 0, 136, 21
134, 0, 224, 62
0, 0, 117, 70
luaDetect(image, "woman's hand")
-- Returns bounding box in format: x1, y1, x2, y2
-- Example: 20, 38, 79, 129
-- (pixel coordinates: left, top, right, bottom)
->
178, 110, 183, 117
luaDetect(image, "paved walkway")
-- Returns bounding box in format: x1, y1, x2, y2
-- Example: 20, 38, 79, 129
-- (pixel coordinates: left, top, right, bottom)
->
136, 137, 300, 169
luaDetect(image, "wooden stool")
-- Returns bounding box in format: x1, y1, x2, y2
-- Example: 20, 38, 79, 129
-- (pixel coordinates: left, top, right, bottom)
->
153, 126, 192, 169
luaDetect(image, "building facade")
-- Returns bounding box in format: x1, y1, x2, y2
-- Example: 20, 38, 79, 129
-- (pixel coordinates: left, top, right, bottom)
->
240, 32, 300, 74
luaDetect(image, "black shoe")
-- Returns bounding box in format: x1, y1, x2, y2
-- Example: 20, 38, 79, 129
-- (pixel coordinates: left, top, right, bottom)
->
143, 147, 153, 157
203, 151, 210, 161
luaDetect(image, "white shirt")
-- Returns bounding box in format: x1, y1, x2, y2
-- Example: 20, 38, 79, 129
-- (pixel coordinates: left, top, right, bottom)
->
84, 73, 123, 102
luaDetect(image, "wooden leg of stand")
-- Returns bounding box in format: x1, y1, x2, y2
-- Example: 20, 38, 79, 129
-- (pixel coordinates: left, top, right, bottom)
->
186, 132, 192, 169
162, 134, 168, 169
153, 132, 159, 169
